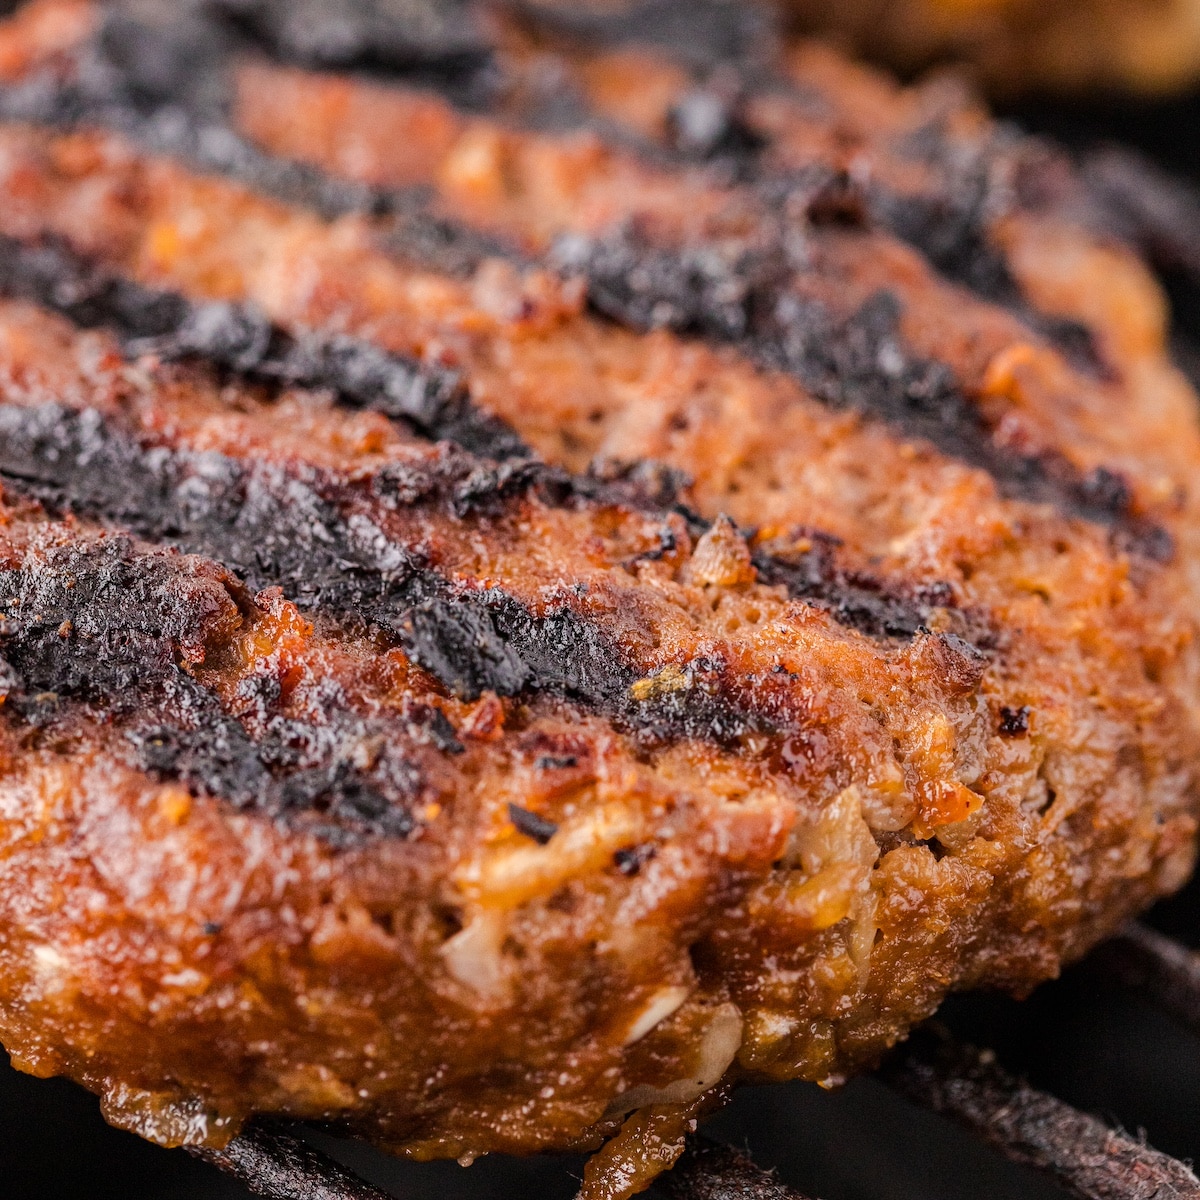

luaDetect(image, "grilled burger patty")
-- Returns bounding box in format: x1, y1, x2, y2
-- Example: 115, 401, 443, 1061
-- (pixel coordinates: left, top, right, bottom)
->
0, 1, 1198, 1194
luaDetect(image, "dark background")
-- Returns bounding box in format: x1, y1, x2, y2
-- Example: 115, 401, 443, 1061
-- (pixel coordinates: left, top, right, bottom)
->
5, 82, 1200, 1200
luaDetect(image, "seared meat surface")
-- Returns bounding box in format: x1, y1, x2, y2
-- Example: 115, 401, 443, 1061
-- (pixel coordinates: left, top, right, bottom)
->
0, 2, 1198, 1196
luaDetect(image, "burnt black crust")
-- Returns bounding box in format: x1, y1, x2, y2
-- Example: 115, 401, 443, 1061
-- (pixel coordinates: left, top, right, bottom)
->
0, 10, 508, 276
0, 402, 751, 744
200, 0, 489, 77
518, 4, 1107, 373
0, 401, 512, 635
0, 234, 526, 460
863, 155, 1106, 376
507, 803, 558, 844
0, 538, 241, 716
511, 0, 776, 73
0, 536, 420, 843
404, 586, 632, 706
753, 535, 929, 639
558, 227, 1172, 561
515, 7, 1103, 376
399, 586, 799, 749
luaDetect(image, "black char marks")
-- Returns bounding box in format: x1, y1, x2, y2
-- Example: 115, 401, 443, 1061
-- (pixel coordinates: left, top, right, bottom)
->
0, 235, 527, 460
405, 587, 634, 707
0, 8, 507, 277
765, 289, 1155, 551
0, 402, 750, 744
558, 226, 1171, 561
511, 0, 775, 74
408, 590, 802, 745
0, 0, 1087, 352
753, 533, 930, 639
0, 536, 243, 714
0, 400, 515, 638
0, 536, 419, 842
0, 398, 936, 757
200, 0, 490, 78
865, 134, 1105, 374
501, 2, 1104, 369
507, 803, 558, 844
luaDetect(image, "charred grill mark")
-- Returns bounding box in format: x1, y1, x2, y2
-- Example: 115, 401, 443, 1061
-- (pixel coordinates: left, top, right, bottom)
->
0, 234, 528, 459
0, 538, 241, 715
202, 0, 773, 99
764, 290, 1158, 552
97, 1, 493, 121
516, 4, 1107, 370
0, 401, 728, 737
0, 398, 936, 757
0, 2, 1100, 357
404, 586, 634, 707
0, 536, 421, 843
507, 802, 558, 844
560, 229, 1172, 560
859, 168, 1107, 376
0, 5, 979, 647
0, 70, 377, 219
752, 536, 930, 640
503, 4, 1104, 369
140, 48, 1136, 537
0, 11, 509, 277
0, 401, 520, 630
135, 715, 420, 846
508, 0, 776, 73
198, 0, 491, 79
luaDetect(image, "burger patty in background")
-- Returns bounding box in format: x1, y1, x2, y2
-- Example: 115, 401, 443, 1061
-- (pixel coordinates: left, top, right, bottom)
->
782, 0, 1200, 97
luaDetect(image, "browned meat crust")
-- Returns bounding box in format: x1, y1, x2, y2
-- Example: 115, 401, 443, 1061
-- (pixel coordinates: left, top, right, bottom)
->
0, 3, 1196, 1196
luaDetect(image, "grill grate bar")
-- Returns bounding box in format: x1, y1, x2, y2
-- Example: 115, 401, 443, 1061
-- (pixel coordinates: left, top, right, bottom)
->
190, 1123, 394, 1200
883, 1029, 1200, 1200
659, 1137, 817, 1199
1089, 921, 1200, 1035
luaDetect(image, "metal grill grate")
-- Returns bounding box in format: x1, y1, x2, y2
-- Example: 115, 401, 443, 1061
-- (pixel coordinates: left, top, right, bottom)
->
179, 921, 1200, 1200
